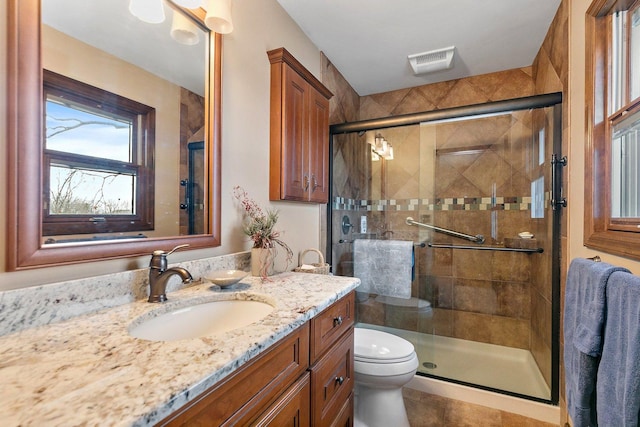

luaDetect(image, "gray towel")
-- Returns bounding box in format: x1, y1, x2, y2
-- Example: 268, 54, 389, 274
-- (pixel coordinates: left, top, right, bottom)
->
596, 270, 640, 427
353, 239, 413, 299
564, 258, 630, 427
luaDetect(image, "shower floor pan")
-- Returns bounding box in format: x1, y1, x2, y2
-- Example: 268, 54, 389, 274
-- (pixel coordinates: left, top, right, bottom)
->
358, 323, 550, 400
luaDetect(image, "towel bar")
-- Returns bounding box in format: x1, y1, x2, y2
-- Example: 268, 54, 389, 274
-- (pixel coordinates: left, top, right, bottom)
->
587, 255, 601, 262
339, 238, 426, 247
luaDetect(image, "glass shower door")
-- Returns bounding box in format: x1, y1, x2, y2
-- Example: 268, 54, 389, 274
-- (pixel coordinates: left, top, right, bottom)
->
329, 97, 561, 403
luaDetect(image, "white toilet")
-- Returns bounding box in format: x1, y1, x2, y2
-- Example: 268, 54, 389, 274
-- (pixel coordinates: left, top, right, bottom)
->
354, 327, 419, 427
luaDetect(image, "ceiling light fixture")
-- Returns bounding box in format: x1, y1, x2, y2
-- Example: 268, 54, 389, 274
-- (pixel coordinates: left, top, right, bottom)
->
205, 0, 234, 34
170, 10, 200, 45
129, 0, 166, 24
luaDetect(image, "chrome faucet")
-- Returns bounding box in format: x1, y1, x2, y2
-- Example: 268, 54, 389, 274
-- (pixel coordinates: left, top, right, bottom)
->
148, 244, 193, 303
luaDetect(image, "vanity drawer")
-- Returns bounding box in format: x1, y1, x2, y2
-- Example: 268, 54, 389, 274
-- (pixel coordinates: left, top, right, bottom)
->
159, 323, 309, 426
310, 291, 354, 362
249, 371, 310, 426
310, 328, 354, 426
330, 392, 354, 427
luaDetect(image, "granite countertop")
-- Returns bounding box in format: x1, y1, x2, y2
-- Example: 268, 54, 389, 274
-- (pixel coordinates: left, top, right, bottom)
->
0, 272, 359, 426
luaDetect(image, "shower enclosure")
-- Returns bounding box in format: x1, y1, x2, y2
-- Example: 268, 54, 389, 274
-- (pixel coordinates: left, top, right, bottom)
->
328, 93, 562, 403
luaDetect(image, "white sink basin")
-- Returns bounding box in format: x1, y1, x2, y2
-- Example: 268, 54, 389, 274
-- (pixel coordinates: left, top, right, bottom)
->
129, 298, 274, 341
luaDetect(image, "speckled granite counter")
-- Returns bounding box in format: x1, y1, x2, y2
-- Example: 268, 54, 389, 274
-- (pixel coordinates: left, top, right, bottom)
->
0, 272, 359, 426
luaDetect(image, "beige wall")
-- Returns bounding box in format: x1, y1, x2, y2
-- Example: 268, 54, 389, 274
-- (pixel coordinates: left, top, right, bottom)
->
0, 0, 324, 290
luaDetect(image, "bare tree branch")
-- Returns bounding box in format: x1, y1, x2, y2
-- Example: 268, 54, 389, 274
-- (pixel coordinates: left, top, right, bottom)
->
46, 116, 128, 138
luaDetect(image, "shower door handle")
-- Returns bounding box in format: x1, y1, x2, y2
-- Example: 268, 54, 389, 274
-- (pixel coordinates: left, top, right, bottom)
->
180, 179, 189, 210
550, 155, 567, 210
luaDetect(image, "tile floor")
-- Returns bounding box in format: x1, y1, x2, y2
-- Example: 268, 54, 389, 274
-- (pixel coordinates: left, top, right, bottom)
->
404, 388, 557, 427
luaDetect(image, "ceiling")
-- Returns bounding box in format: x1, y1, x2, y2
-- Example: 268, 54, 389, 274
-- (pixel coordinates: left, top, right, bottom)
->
42, 0, 207, 96
276, 0, 562, 96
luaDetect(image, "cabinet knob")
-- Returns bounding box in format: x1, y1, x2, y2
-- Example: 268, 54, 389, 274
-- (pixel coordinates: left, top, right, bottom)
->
335, 376, 345, 386
333, 316, 343, 327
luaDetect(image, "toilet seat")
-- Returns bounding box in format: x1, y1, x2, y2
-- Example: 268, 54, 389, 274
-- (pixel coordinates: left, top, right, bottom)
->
354, 328, 416, 364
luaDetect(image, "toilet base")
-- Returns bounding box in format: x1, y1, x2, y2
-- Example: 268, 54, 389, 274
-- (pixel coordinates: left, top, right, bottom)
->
354, 382, 410, 427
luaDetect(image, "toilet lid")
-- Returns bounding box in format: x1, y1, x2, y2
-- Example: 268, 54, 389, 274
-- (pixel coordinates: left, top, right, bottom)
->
355, 328, 415, 362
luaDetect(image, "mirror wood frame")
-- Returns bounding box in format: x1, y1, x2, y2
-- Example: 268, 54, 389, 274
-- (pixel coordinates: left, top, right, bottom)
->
6, 0, 222, 270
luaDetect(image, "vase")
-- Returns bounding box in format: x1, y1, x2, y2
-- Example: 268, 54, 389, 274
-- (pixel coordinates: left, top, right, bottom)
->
251, 247, 275, 277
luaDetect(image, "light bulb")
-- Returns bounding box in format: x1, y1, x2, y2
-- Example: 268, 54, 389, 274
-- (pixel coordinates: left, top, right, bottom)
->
386, 145, 394, 160
129, 0, 165, 24
205, 0, 234, 34
170, 10, 200, 45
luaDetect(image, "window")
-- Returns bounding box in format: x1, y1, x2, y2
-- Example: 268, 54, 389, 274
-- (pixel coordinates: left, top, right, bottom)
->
42, 70, 155, 236
585, 0, 640, 259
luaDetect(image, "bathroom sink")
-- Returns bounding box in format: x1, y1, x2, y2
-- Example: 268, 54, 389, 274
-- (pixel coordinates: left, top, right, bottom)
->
129, 298, 274, 341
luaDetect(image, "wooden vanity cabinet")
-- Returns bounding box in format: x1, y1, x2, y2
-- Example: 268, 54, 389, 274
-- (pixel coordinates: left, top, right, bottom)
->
249, 372, 311, 426
158, 323, 310, 426
157, 292, 355, 427
268, 47, 333, 203
309, 291, 355, 426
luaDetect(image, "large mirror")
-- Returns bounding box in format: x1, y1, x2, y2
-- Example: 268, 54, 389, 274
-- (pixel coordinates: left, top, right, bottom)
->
7, 0, 222, 269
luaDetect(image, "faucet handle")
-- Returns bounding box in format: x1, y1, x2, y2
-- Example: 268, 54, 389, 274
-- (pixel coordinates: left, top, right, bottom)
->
150, 244, 189, 270
166, 244, 189, 256
153, 244, 190, 257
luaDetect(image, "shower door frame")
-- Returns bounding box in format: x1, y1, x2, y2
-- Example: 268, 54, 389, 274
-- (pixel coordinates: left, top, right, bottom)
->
327, 92, 563, 404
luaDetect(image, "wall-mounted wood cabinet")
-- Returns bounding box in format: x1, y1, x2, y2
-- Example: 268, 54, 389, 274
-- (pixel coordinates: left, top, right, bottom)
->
268, 47, 333, 203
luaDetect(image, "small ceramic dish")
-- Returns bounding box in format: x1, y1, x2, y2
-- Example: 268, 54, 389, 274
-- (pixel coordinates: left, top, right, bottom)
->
518, 232, 534, 239
206, 270, 249, 287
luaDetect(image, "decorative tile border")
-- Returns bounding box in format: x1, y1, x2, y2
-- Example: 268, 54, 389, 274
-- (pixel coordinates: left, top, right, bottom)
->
333, 195, 549, 212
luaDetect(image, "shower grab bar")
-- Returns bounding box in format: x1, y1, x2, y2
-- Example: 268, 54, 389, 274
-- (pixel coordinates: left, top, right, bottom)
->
428, 243, 543, 253
406, 217, 485, 244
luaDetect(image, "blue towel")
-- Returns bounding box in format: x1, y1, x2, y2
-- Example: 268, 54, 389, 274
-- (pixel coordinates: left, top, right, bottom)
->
596, 270, 640, 427
564, 258, 630, 427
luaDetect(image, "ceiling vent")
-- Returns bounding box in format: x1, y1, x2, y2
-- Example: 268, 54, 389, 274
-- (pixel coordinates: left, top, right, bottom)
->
408, 46, 455, 75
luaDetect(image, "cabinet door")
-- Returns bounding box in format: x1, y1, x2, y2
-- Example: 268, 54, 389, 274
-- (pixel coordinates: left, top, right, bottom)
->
251, 372, 311, 427
330, 393, 354, 427
158, 324, 309, 426
308, 89, 330, 203
281, 66, 309, 201
310, 329, 354, 426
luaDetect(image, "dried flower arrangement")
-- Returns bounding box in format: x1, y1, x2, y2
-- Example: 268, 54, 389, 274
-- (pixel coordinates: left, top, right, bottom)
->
233, 186, 293, 278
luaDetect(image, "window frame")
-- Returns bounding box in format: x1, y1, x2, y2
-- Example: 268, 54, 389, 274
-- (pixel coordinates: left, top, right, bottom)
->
42, 69, 155, 236
585, 0, 640, 259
